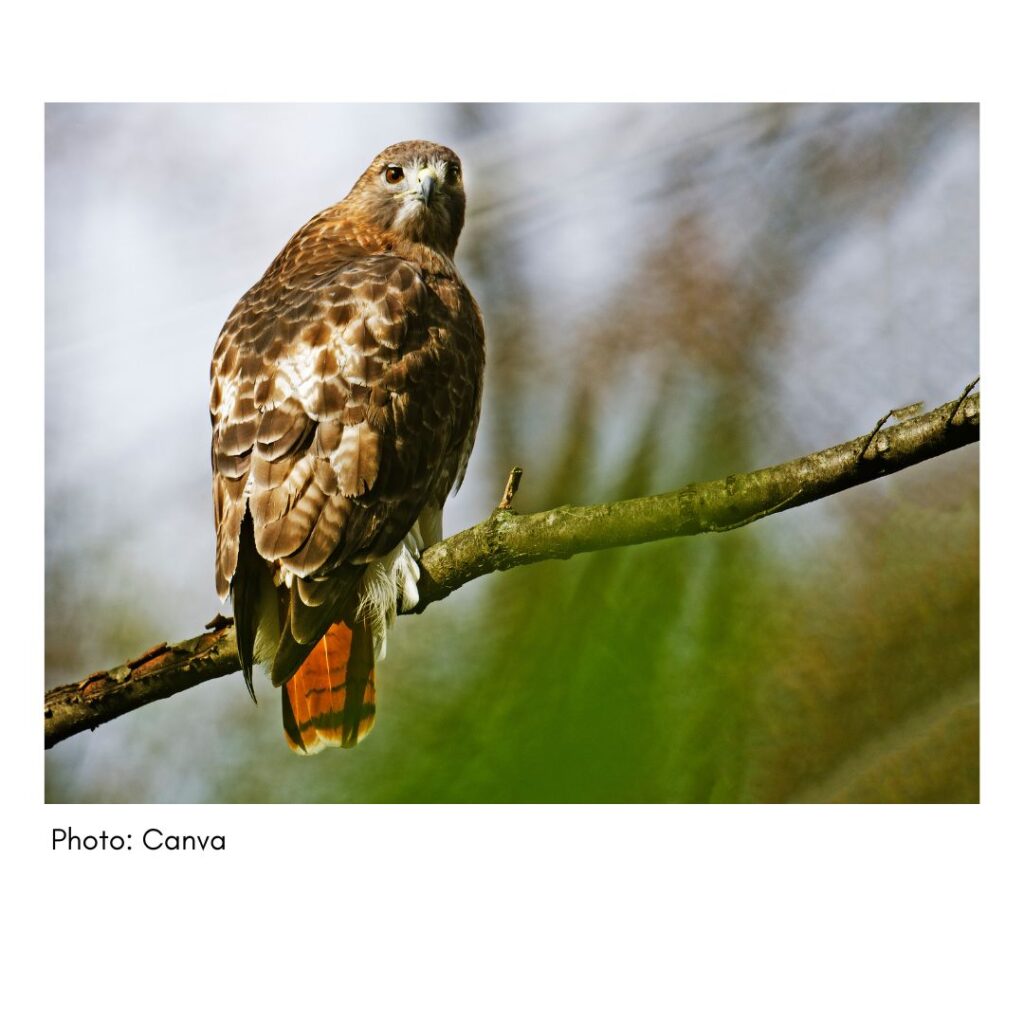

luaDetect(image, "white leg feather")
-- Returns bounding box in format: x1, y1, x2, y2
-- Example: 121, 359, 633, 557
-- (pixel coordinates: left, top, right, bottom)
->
355, 505, 441, 658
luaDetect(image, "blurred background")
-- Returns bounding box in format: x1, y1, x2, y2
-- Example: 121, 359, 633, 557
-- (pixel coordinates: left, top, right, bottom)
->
45, 103, 978, 803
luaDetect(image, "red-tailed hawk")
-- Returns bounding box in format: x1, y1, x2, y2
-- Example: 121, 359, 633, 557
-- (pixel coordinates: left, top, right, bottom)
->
210, 140, 485, 753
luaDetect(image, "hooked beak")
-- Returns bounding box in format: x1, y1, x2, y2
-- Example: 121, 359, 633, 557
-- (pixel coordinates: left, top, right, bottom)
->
417, 168, 438, 207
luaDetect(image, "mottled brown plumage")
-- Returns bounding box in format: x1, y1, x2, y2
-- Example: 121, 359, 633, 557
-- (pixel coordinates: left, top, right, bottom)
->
210, 140, 484, 753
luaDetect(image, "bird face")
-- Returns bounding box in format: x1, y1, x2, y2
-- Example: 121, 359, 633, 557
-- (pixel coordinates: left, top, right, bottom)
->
349, 140, 466, 255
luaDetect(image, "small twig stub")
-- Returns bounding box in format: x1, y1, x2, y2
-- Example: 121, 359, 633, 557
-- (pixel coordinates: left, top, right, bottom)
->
892, 401, 924, 421
858, 409, 898, 462
498, 466, 524, 510
946, 376, 980, 428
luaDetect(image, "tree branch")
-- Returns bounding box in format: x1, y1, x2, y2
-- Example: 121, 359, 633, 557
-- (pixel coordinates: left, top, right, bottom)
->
44, 391, 980, 748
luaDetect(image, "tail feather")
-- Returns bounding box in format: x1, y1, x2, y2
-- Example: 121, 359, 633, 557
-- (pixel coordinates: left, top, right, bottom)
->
282, 620, 376, 754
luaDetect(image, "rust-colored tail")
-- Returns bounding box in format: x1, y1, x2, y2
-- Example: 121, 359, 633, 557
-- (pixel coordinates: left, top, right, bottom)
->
281, 620, 376, 754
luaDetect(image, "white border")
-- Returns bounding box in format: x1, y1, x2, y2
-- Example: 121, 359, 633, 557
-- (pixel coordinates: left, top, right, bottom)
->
6, 3, 1019, 1020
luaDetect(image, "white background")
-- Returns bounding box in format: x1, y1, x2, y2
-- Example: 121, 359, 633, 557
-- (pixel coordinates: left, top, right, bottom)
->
4, 2, 1020, 1021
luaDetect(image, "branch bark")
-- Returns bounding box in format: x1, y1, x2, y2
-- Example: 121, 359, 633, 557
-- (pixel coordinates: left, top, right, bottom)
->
44, 391, 980, 749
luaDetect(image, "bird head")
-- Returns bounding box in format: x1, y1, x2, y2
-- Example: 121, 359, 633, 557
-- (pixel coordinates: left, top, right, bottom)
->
346, 140, 466, 256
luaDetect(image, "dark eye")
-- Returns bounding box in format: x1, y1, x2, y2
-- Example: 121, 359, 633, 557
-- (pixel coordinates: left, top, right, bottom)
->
384, 165, 404, 184
448, 163, 461, 182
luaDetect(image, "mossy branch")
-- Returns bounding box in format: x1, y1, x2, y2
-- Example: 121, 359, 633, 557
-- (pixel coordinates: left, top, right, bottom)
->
44, 390, 979, 749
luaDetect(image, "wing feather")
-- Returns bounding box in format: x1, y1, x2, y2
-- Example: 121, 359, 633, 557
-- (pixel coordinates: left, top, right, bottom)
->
212, 245, 485, 682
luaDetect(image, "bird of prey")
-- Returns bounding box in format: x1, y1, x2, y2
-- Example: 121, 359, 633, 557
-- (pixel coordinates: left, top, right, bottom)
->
209, 140, 485, 753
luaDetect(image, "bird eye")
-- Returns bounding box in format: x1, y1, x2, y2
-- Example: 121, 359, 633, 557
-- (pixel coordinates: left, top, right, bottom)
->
448, 163, 461, 182
384, 165, 404, 184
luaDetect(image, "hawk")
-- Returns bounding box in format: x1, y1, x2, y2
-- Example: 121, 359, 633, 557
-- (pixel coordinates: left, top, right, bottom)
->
210, 140, 485, 754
